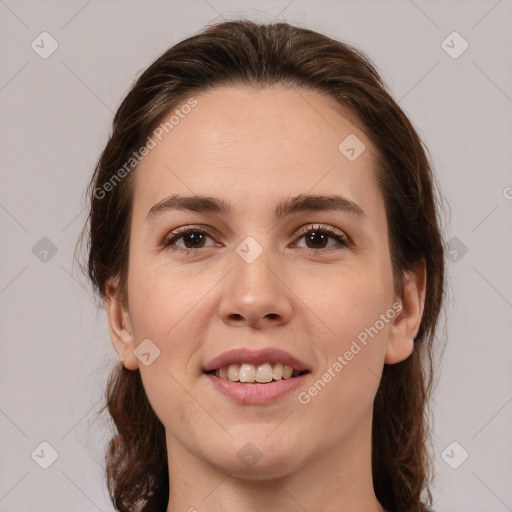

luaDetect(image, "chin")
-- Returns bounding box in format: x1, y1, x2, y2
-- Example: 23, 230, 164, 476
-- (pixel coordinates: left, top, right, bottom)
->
205, 436, 306, 480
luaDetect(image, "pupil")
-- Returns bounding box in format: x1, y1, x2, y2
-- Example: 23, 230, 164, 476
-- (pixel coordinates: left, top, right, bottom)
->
185, 233, 204, 248
308, 231, 327, 248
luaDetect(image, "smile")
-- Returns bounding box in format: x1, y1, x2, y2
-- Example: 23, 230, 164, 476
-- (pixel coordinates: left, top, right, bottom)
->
207, 362, 308, 383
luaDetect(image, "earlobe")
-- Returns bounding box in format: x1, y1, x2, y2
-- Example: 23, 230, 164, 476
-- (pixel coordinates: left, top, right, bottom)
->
105, 277, 139, 371
384, 336, 414, 365
385, 261, 427, 365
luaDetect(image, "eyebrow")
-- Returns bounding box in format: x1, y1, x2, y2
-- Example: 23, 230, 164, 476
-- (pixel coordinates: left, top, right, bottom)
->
146, 193, 367, 222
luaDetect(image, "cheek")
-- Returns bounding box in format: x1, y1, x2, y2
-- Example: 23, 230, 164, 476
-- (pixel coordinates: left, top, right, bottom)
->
313, 259, 393, 342
126, 248, 209, 339
297, 312, 390, 437
126, 261, 212, 434
300, 266, 392, 405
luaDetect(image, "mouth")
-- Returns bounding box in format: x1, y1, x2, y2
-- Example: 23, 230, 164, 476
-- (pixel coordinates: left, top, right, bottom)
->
205, 362, 310, 384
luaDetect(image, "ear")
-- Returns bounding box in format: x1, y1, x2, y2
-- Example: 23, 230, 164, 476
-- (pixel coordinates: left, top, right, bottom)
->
385, 261, 427, 365
105, 277, 139, 370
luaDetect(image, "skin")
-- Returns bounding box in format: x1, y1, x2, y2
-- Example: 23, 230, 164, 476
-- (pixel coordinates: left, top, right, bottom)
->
106, 86, 426, 512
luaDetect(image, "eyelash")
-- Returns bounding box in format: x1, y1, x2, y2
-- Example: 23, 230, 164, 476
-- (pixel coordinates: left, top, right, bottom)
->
160, 224, 349, 254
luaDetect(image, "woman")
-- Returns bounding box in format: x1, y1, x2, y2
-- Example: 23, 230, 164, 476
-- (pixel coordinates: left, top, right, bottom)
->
80, 19, 446, 512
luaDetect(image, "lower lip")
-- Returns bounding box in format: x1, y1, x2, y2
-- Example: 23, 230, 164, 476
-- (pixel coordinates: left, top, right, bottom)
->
205, 373, 309, 404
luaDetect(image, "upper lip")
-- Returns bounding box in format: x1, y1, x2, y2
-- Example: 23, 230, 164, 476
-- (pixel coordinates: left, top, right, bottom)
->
203, 347, 310, 373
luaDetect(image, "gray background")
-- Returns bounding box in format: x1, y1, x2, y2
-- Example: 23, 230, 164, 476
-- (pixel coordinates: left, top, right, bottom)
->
1, 1, 511, 511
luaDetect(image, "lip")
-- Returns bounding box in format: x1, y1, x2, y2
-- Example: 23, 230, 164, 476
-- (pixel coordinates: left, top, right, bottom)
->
205, 372, 309, 404
203, 347, 310, 373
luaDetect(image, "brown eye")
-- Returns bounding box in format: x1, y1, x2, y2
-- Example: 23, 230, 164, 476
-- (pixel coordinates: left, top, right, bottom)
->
307, 231, 327, 249
179, 232, 208, 249
295, 225, 348, 251
162, 228, 218, 252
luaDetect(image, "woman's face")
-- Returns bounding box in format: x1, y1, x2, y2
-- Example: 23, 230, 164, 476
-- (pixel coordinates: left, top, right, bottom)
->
109, 86, 417, 479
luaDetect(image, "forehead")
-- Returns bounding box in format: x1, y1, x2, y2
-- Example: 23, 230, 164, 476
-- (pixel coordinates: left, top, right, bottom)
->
132, 86, 383, 224
145, 85, 370, 165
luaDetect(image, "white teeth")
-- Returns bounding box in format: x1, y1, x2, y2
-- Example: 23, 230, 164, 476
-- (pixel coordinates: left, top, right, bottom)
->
239, 363, 256, 382
255, 363, 273, 383
227, 364, 240, 382
214, 362, 300, 383
282, 365, 293, 379
272, 363, 283, 380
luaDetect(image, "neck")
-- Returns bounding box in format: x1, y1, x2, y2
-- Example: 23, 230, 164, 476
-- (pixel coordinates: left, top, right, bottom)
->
164, 412, 386, 512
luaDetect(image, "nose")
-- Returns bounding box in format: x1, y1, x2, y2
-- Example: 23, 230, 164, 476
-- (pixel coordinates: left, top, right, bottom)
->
218, 244, 294, 329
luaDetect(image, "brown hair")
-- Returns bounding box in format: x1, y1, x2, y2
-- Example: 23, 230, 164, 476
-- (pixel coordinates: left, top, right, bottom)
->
80, 19, 446, 512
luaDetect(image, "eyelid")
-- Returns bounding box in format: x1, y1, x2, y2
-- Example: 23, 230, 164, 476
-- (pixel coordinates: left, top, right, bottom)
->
294, 223, 346, 239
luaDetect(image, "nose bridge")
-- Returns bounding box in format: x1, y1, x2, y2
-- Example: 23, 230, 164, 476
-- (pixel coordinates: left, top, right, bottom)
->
217, 236, 293, 328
